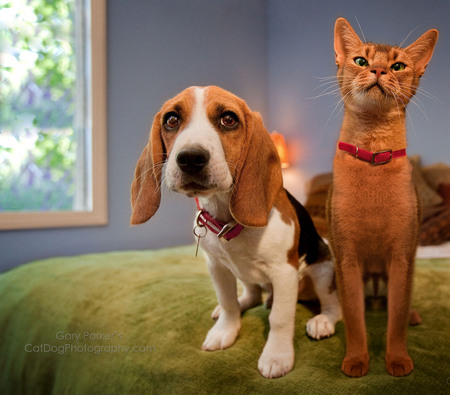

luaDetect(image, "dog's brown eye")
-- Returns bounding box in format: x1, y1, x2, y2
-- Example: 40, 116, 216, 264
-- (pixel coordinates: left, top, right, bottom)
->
164, 113, 179, 129
220, 113, 237, 128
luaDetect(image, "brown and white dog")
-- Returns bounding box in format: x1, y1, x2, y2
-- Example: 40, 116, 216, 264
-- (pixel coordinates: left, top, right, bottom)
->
130, 86, 341, 378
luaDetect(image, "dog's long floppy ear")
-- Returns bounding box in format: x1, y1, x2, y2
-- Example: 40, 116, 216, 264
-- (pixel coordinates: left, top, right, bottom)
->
230, 112, 283, 227
130, 113, 165, 225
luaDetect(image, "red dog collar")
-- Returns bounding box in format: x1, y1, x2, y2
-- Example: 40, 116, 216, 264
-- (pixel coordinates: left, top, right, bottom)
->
194, 198, 243, 241
338, 142, 406, 165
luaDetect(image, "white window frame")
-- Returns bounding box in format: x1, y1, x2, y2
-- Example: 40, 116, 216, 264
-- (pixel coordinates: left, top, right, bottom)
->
0, 0, 107, 230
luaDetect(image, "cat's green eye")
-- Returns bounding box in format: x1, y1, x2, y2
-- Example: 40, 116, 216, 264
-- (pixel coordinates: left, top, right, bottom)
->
354, 57, 369, 67
391, 62, 406, 71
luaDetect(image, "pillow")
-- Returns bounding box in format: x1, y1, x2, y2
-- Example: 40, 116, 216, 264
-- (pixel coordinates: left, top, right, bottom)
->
306, 173, 333, 195
420, 208, 450, 245
304, 173, 332, 223
410, 156, 443, 208
438, 184, 450, 206
422, 163, 450, 190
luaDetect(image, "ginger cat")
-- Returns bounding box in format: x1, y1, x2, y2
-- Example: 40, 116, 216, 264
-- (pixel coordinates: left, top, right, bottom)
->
328, 18, 438, 377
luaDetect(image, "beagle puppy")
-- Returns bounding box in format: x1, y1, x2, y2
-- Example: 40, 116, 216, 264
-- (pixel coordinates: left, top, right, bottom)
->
130, 86, 341, 378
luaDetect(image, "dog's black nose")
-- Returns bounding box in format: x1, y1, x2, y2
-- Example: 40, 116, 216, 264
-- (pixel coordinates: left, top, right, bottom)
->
176, 147, 210, 174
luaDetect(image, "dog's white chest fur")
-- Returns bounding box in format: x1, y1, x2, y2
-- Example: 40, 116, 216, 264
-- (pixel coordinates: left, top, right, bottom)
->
199, 207, 296, 284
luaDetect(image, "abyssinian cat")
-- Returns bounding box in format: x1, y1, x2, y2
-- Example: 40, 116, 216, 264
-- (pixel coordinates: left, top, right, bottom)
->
328, 18, 438, 377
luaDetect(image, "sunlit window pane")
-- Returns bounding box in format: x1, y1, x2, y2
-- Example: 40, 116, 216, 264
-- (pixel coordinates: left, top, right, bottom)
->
0, 0, 80, 212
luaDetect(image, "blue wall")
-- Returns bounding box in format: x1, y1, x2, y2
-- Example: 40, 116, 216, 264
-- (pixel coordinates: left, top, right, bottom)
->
1, 0, 449, 270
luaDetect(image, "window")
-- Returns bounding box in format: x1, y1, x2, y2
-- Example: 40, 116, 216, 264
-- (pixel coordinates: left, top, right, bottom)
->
0, 0, 107, 230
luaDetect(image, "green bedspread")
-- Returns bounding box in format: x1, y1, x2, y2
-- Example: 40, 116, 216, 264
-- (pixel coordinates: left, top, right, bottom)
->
0, 245, 449, 394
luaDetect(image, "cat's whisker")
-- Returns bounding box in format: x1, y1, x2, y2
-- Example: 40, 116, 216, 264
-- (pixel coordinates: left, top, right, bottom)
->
408, 93, 426, 112
314, 79, 338, 85
314, 75, 353, 82
409, 98, 429, 121
307, 87, 342, 100
311, 76, 354, 99
399, 25, 420, 48
312, 80, 340, 92
389, 90, 407, 125
393, 92, 421, 138
400, 83, 440, 102
396, 88, 429, 120
320, 86, 359, 133
354, 16, 367, 44
314, 75, 348, 81
415, 88, 440, 102
314, 76, 336, 81
390, 91, 419, 138
405, 108, 419, 139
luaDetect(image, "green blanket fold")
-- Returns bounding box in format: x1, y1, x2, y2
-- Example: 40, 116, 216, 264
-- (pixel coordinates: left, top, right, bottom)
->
0, 245, 449, 394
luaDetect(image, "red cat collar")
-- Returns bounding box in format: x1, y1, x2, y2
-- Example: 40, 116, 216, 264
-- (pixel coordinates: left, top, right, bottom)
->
338, 142, 407, 165
194, 198, 244, 241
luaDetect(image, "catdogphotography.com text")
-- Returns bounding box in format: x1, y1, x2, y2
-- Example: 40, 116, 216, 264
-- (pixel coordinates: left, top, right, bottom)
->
25, 343, 156, 355
24, 331, 157, 355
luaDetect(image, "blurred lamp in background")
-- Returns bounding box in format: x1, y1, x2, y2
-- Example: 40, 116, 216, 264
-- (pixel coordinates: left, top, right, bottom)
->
270, 131, 290, 168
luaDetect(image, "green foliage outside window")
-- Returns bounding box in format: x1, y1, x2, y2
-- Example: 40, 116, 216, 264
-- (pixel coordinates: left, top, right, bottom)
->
0, 0, 77, 211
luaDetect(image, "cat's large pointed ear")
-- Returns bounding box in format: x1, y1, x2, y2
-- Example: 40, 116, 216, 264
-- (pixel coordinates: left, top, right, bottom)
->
404, 29, 439, 78
334, 17, 363, 66
130, 113, 165, 225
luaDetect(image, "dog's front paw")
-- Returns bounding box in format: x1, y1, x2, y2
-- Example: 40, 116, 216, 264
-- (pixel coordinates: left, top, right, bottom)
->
201, 319, 241, 351
306, 314, 335, 339
386, 354, 414, 377
258, 340, 294, 379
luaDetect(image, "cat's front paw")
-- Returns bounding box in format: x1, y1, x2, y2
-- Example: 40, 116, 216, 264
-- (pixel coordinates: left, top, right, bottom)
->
341, 356, 369, 377
386, 354, 414, 377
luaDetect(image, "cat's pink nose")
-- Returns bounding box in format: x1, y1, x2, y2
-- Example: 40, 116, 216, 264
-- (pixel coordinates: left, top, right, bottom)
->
371, 67, 387, 78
